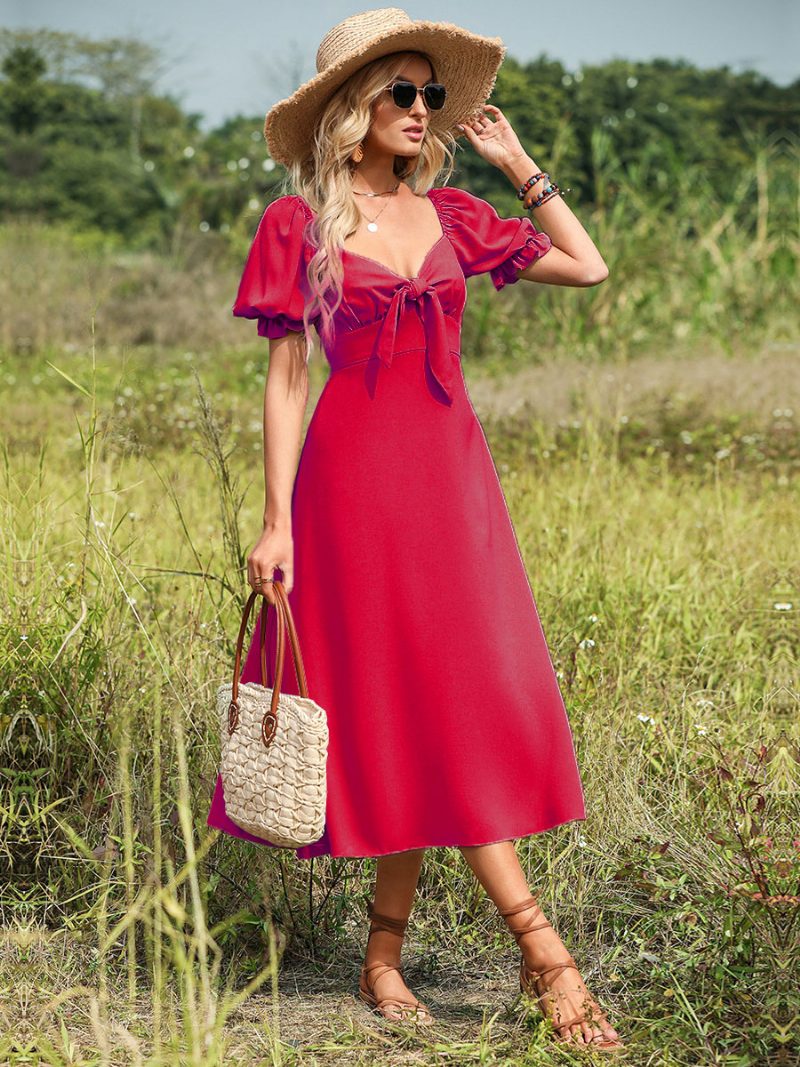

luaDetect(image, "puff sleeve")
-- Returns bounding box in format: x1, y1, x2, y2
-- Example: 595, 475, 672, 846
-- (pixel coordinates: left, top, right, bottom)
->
434, 186, 552, 291
232, 195, 310, 338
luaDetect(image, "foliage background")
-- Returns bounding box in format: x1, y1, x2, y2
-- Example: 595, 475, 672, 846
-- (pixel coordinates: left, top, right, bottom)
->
1, 26, 798, 1067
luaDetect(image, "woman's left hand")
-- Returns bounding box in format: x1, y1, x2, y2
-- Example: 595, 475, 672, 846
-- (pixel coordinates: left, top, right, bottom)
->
456, 104, 527, 172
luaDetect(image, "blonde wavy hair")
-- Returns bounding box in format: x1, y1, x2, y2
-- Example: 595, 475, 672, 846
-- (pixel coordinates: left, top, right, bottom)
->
275, 51, 460, 384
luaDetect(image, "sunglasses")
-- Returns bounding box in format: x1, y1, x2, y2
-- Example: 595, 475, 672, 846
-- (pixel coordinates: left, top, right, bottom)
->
384, 80, 447, 111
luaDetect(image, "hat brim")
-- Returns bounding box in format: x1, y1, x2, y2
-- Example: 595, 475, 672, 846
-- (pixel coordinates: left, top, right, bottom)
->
264, 20, 506, 167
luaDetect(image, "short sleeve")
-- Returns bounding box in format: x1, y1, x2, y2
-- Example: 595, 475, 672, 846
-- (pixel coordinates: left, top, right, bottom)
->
232, 195, 310, 338
432, 186, 552, 291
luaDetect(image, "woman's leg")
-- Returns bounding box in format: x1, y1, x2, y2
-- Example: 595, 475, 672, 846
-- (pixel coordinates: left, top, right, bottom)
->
459, 840, 622, 1047
362, 848, 431, 1020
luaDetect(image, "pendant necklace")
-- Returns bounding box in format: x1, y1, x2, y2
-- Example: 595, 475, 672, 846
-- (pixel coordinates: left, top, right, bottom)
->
352, 180, 401, 233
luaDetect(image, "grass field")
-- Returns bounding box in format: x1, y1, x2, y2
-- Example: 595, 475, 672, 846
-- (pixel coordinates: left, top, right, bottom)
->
2, 200, 797, 1064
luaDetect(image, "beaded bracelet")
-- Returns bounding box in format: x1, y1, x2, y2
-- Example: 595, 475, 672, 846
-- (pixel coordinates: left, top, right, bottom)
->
517, 172, 548, 200
517, 172, 571, 211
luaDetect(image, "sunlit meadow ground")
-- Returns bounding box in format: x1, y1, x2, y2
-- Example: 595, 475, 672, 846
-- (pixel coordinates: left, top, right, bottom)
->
2, 209, 798, 1064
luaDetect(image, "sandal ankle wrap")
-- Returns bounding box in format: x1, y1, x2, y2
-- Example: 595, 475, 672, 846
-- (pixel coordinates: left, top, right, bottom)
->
358, 899, 434, 1024
499, 894, 623, 1051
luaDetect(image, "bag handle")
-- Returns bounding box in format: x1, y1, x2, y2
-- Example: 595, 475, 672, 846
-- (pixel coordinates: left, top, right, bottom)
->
254, 581, 310, 699
227, 581, 311, 750
270, 581, 310, 695
227, 587, 284, 740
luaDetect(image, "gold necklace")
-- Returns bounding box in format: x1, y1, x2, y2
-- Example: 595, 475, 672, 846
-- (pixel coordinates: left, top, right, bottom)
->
352, 180, 401, 233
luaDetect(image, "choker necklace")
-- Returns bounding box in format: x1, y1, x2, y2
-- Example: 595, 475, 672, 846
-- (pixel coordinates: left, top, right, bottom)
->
352, 181, 402, 196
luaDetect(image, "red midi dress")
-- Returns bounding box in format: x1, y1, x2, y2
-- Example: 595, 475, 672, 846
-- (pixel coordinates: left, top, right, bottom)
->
206, 185, 587, 858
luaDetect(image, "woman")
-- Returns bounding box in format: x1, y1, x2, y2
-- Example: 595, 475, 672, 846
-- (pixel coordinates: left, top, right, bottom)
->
207, 7, 622, 1051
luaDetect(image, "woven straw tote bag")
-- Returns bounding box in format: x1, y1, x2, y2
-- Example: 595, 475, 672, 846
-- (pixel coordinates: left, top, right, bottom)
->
217, 581, 329, 847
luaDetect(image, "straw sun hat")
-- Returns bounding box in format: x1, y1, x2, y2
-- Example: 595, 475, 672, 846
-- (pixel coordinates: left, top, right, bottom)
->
264, 7, 506, 167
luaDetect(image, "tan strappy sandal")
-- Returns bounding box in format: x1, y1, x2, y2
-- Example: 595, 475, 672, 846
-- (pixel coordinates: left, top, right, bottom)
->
358, 899, 434, 1024
499, 894, 624, 1052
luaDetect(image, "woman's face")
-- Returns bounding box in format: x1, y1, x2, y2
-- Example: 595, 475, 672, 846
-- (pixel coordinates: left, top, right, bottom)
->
366, 54, 435, 157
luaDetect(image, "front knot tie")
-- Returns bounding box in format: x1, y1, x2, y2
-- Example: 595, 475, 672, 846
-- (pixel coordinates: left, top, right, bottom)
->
370, 278, 456, 405
404, 277, 431, 302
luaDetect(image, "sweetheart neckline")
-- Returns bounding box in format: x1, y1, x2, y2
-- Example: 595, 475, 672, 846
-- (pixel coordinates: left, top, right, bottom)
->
341, 233, 448, 283
296, 188, 449, 283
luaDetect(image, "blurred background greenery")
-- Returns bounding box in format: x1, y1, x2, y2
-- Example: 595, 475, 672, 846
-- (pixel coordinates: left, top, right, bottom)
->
1, 25, 798, 1066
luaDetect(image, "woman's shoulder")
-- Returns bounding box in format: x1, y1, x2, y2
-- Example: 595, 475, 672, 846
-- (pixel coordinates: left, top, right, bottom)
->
429, 185, 511, 246
428, 182, 550, 284
429, 184, 501, 229
251, 195, 315, 259
261, 193, 313, 224
429, 184, 488, 211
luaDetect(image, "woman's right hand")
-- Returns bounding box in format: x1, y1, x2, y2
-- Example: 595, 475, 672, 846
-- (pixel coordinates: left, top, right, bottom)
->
246, 523, 294, 604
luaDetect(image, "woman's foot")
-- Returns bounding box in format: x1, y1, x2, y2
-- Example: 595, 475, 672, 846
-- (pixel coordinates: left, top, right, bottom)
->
360, 955, 433, 1023
358, 900, 434, 1024
500, 895, 623, 1049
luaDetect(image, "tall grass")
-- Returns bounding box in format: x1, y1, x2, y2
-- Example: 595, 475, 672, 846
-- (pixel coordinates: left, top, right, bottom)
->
1, 139, 797, 1064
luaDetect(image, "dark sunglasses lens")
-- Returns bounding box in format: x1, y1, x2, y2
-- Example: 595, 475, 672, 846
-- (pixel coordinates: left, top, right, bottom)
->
423, 84, 446, 110
391, 82, 418, 108
390, 81, 447, 110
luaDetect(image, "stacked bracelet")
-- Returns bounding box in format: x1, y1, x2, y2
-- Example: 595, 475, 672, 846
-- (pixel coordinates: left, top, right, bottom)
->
516, 172, 570, 211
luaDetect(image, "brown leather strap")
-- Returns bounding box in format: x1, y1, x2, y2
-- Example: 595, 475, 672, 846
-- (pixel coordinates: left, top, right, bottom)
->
227, 581, 311, 748
498, 895, 542, 917
362, 960, 406, 978
528, 959, 580, 982
367, 899, 409, 936
499, 895, 552, 943
550, 1010, 590, 1031
271, 581, 310, 695
230, 590, 279, 694
228, 588, 284, 741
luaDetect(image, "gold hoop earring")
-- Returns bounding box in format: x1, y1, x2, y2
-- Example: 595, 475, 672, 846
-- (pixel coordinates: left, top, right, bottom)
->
351, 142, 364, 164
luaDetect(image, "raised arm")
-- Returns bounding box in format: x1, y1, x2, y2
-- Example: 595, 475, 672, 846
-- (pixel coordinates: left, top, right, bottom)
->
457, 104, 609, 288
